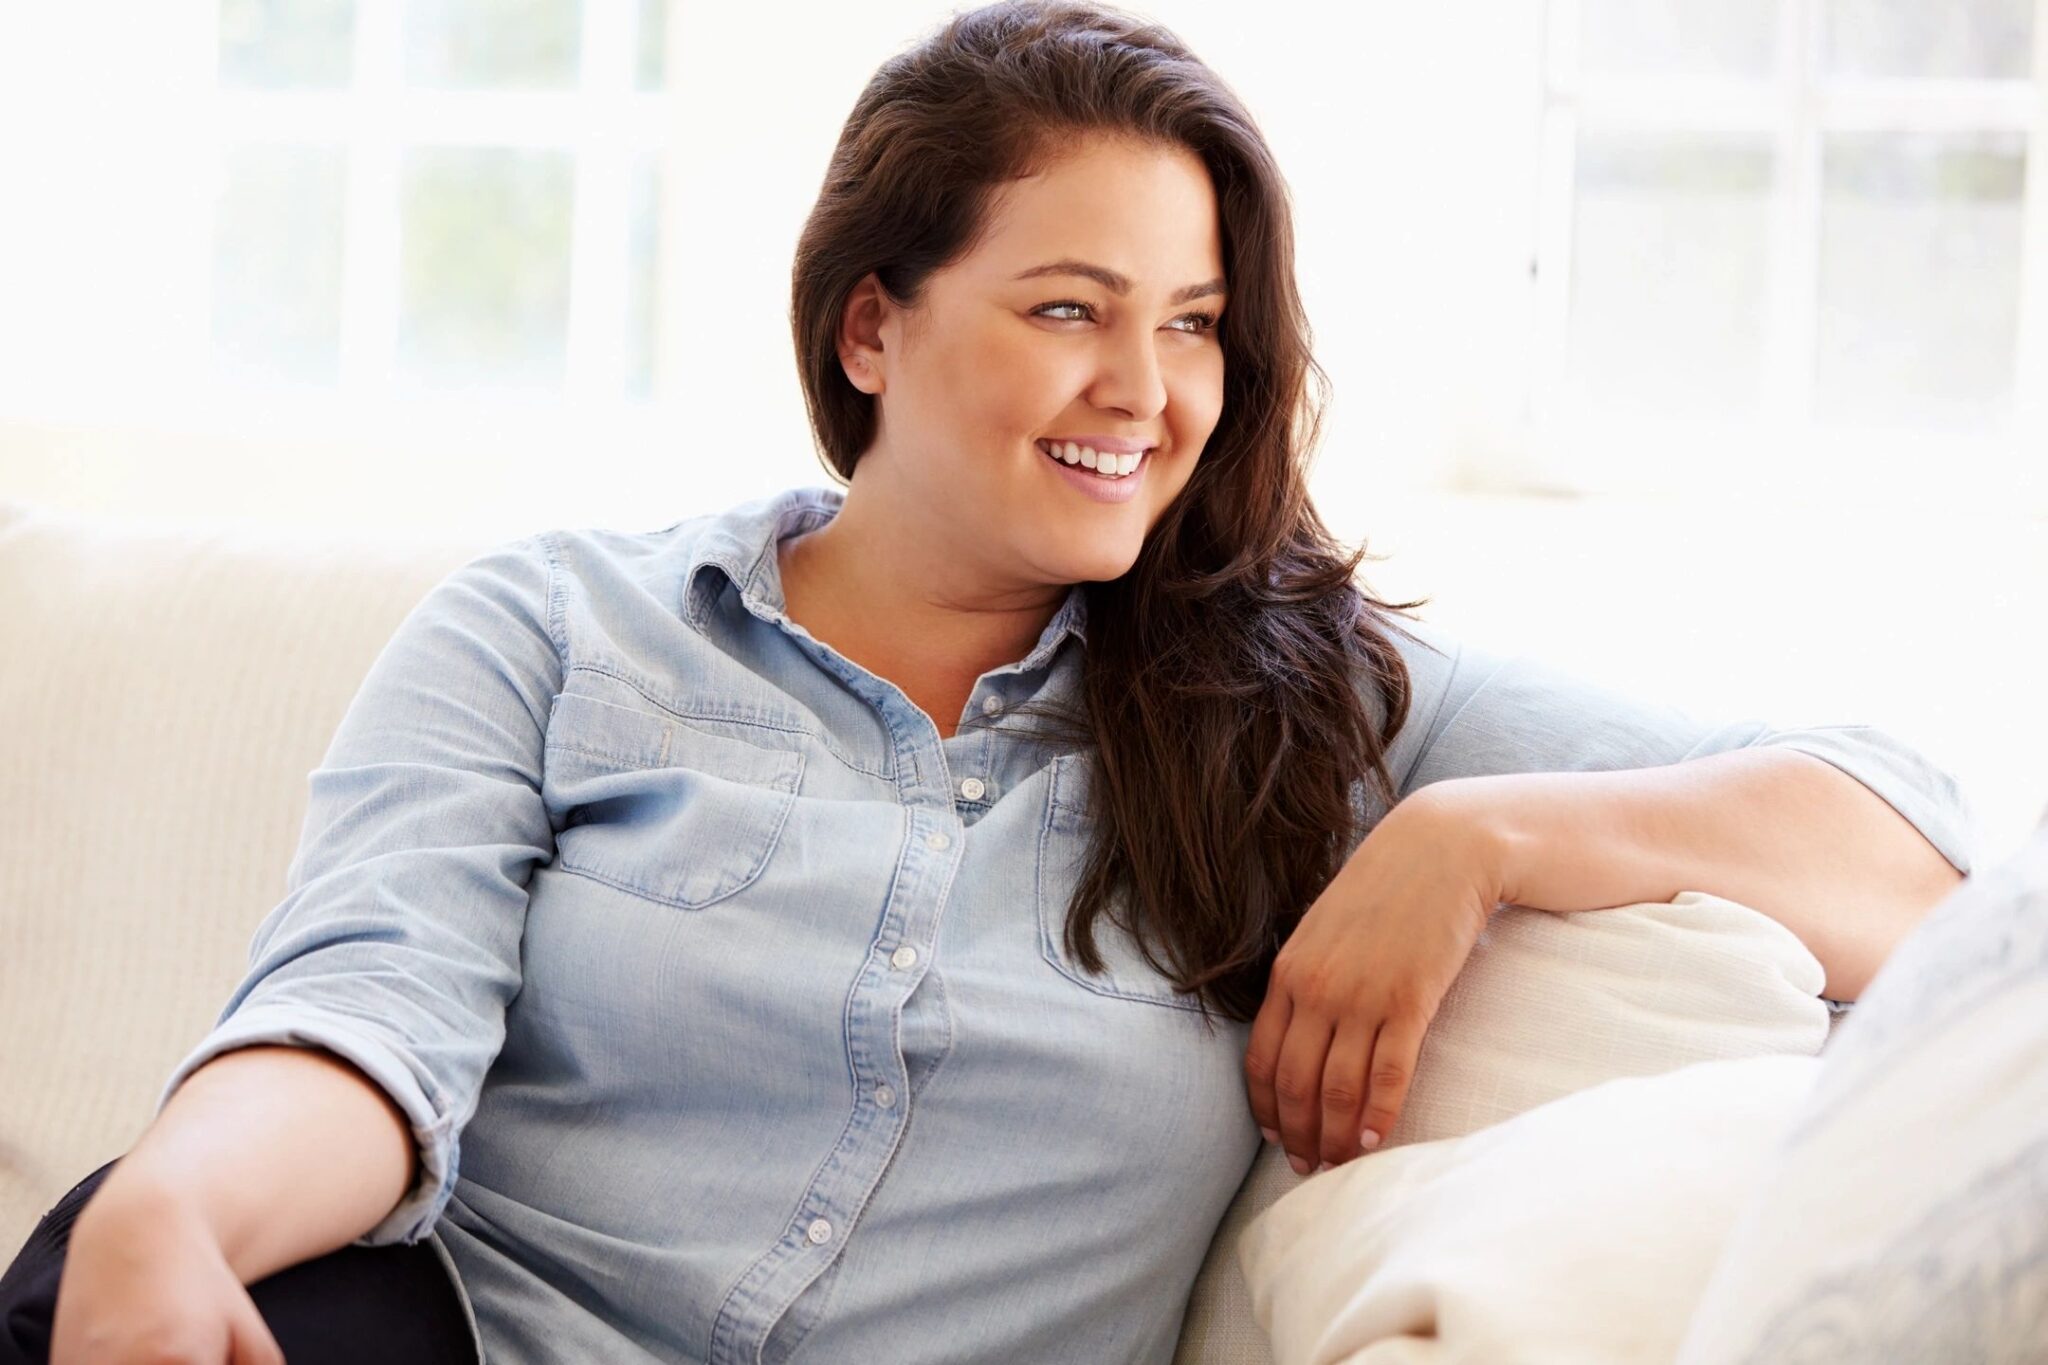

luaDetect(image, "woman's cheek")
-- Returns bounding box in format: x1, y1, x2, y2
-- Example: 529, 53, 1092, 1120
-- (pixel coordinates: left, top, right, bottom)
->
1179, 356, 1220, 439
966, 337, 1056, 415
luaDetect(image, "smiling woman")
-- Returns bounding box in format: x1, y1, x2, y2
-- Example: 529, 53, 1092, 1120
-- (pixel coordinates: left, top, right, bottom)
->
786, 2, 1425, 1031
0, 4, 1986, 1365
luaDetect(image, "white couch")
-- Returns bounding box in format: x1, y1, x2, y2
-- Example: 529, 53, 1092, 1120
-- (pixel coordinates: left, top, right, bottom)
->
0, 496, 1867, 1362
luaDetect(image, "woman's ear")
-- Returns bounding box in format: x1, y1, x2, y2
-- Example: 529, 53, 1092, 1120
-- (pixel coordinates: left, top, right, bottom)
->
838, 272, 889, 395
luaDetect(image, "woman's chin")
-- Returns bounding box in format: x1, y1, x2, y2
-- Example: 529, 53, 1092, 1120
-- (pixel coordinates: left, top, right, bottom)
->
1048, 543, 1142, 587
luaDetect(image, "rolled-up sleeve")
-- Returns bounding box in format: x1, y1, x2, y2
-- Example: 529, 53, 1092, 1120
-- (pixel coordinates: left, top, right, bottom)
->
1375, 618, 1981, 879
154, 532, 563, 1246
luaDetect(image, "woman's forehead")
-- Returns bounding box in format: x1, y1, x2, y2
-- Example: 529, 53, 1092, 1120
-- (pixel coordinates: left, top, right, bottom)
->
964, 145, 1225, 290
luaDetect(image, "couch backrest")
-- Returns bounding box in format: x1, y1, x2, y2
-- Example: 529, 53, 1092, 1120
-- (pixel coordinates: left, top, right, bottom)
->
0, 501, 489, 1249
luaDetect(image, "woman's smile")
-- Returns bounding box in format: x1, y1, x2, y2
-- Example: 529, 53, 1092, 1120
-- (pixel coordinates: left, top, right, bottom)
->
1036, 437, 1150, 503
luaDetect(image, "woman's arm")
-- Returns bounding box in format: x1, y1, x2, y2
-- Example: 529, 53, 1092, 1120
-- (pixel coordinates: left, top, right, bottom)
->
152, 532, 564, 1248
82, 1044, 416, 1284
1372, 622, 1979, 885
1417, 747, 1966, 1001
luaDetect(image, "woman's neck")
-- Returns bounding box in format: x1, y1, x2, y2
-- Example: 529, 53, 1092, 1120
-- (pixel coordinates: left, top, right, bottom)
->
777, 478, 1064, 734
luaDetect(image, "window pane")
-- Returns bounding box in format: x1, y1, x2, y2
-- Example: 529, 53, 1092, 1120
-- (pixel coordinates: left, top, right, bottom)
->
626, 152, 661, 399
1824, 0, 2035, 80
398, 148, 574, 391
637, 0, 667, 91
1580, 0, 1780, 78
211, 143, 347, 385
1816, 132, 2026, 430
217, 0, 355, 88
404, 0, 582, 88
1568, 133, 1775, 414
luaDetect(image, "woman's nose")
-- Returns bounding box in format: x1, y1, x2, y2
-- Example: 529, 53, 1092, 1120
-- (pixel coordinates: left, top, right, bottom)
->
1086, 327, 1169, 422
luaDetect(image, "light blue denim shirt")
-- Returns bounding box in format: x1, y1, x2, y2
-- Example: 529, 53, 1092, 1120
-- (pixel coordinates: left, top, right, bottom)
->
156, 483, 1980, 1365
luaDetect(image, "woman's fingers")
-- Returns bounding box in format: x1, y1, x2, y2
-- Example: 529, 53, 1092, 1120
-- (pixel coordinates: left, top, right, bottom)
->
1246, 980, 1344, 1175
1317, 1019, 1379, 1170
1270, 1008, 1336, 1174
1243, 983, 1293, 1147
1357, 1010, 1426, 1156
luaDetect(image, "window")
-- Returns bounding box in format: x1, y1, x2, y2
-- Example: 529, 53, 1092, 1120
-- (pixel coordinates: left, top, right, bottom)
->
209, 0, 669, 401
1526, 0, 2045, 508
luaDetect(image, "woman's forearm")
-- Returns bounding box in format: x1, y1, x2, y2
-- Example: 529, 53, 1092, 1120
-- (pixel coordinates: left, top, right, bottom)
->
78, 1044, 420, 1284
1421, 748, 1965, 1000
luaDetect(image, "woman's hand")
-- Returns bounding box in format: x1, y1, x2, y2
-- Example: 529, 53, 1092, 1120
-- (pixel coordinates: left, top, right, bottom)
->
1244, 781, 1505, 1175
51, 1174, 285, 1365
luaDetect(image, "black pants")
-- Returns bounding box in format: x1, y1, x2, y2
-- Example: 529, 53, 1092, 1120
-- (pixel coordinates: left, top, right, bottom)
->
0, 1158, 480, 1364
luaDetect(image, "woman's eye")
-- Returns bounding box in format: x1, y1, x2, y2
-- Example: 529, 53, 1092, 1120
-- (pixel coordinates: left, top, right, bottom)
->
1035, 300, 1093, 322
1032, 301, 1219, 333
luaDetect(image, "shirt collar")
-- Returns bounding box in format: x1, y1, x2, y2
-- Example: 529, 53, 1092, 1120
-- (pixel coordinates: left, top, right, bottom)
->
677, 484, 1089, 670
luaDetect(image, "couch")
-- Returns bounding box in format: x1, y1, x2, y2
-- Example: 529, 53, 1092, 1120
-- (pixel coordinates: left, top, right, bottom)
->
0, 496, 1869, 1362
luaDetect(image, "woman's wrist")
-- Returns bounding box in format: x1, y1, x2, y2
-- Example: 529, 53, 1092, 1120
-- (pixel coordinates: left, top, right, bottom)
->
72, 1160, 225, 1258
1373, 777, 1520, 911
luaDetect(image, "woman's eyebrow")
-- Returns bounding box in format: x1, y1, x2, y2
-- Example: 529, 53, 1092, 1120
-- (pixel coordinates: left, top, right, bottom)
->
1012, 259, 1226, 305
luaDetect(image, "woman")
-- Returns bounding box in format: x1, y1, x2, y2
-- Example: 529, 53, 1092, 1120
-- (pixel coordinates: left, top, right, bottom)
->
2, 3, 1975, 1362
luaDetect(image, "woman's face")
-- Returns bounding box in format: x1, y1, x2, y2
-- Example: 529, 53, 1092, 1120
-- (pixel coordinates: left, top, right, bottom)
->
841, 134, 1228, 590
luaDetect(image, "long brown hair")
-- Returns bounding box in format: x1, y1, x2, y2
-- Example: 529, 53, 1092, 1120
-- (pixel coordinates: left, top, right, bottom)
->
791, 0, 1431, 1028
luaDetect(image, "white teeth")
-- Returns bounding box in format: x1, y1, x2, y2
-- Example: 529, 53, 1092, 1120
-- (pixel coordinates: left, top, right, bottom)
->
1040, 440, 1146, 478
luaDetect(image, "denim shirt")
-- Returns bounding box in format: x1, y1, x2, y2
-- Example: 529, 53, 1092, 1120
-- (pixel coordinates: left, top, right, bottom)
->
156, 483, 1980, 1365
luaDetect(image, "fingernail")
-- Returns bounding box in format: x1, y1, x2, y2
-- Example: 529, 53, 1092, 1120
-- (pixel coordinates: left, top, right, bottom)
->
1287, 1152, 1309, 1176
1359, 1128, 1382, 1151
1259, 1126, 1279, 1145
1314, 1161, 1332, 1174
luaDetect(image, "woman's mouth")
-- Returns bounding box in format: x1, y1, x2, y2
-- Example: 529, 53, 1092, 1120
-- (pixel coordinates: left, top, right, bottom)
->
1036, 439, 1151, 504
1035, 439, 1148, 478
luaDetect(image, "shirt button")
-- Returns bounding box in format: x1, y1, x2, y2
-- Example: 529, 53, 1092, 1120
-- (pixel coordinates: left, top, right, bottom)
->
873, 1084, 896, 1109
806, 1217, 833, 1245
925, 831, 951, 851
890, 945, 918, 970
981, 695, 1004, 716
959, 777, 985, 801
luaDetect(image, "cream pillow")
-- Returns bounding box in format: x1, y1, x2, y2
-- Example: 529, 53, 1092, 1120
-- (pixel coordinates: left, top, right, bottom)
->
1174, 892, 1830, 1365
1236, 1053, 1821, 1365
1373, 889, 1828, 1147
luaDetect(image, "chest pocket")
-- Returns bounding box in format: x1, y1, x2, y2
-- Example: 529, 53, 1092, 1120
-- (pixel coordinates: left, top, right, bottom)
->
1035, 752, 1206, 1013
544, 690, 804, 910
